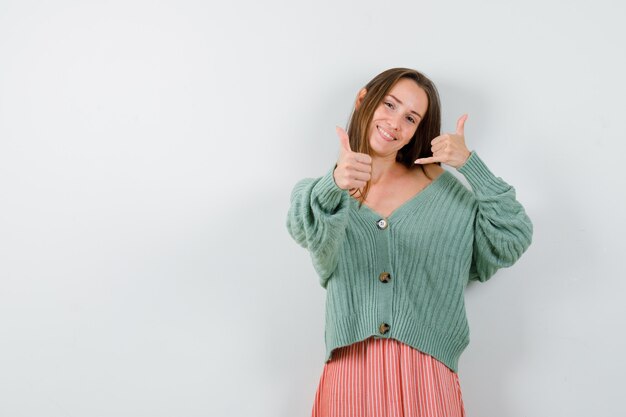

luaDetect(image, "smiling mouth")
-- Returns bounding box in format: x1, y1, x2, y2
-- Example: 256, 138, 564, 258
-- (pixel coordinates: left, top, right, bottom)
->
377, 126, 397, 141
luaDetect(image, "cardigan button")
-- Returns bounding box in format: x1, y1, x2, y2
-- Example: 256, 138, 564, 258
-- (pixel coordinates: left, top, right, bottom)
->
379, 272, 391, 283
378, 322, 390, 335
376, 219, 388, 230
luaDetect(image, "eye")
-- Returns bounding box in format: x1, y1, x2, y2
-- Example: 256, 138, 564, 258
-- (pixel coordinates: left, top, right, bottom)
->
384, 101, 394, 109
406, 115, 416, 124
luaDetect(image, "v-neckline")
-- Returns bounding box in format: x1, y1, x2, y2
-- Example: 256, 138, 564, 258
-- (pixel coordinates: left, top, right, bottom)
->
351, 170, 451, 221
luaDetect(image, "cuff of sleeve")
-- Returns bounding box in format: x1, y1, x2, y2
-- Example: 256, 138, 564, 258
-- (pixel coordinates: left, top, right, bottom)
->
457, 151, 511, 196
313, 166, 348, 210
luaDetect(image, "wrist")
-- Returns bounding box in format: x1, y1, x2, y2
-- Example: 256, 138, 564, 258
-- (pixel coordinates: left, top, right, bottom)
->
332, 164, 342, 188
455, 150, 472, 169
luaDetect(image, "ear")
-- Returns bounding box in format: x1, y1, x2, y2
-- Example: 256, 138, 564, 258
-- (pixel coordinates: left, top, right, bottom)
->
355, 88, 367, 110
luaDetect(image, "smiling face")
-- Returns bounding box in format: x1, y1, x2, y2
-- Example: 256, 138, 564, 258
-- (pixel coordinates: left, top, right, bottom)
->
366, 78, 429, 159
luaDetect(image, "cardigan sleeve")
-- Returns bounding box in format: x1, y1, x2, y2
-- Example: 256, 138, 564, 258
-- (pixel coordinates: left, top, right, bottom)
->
286, 167, 351, 287
457, 151, 533, 283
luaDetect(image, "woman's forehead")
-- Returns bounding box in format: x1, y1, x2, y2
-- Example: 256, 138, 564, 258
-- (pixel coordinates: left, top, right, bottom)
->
387, 79, 428, 113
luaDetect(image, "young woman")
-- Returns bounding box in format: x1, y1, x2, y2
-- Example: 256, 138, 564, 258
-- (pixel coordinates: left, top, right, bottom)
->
287, 68, 533, 417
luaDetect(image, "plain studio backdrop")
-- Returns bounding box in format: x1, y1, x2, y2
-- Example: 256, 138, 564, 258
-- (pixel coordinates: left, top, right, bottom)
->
1, 0, 624, 416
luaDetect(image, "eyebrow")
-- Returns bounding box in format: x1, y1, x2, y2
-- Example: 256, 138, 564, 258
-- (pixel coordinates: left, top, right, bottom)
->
388, 94, 423, 119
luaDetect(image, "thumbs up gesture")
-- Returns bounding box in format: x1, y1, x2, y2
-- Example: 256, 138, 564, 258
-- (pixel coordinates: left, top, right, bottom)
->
333, 126, 372, 191
414, 114, 471, 169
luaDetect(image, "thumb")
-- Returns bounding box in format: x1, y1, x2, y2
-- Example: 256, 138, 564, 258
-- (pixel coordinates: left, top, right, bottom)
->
456, 114, 468, 135
336, 126, 352, 152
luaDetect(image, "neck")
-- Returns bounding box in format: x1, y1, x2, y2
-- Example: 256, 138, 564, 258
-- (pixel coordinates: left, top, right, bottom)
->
370, 154, 404, 184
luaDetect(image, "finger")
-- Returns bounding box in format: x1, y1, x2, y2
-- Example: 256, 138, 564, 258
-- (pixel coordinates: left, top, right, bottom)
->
456, 114, 468, 135
347, 181, 367, 192
352, 180, 367, 189
414, 156, 441, 165
346, 163, 372, 178
350, 171, 371, 182
353, 162, 372, 174
348, 160, 372, 174
430, 134, 444, 146
353, 152, 372, 165
336, 126, 352, 152
431, 141, 447, 154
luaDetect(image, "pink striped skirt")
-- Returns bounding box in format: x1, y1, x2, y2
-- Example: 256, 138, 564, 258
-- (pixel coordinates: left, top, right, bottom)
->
311, 336, 465, 417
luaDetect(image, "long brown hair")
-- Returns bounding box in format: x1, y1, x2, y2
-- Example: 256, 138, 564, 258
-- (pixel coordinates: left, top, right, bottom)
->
346, 68, 442, 203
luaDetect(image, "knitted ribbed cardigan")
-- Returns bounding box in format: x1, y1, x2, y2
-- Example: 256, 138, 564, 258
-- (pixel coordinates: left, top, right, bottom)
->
286, 151, 533, 372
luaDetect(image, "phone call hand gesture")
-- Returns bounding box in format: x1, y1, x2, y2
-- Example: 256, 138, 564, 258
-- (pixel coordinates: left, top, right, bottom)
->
333, 126, 372, 191
414, 114, 471, 169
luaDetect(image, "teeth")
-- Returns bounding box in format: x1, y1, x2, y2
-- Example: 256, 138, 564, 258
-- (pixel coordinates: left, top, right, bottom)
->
378, 127, 394, 140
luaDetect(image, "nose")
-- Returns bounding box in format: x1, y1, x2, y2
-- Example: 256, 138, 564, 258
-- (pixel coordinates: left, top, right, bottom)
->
389, 113, 402, 130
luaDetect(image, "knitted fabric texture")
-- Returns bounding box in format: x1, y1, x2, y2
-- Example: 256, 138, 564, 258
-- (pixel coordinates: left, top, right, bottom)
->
286, 151, 533, 372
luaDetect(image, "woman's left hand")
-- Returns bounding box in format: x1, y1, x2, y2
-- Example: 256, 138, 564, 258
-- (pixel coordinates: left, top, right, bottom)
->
414, 114, 471, 169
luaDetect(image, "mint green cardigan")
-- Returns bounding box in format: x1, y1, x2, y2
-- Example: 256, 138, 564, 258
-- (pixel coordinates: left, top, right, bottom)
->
286, 151, 533, 372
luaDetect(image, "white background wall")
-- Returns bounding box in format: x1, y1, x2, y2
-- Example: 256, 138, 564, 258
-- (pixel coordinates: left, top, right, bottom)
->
1, 0, 624, 416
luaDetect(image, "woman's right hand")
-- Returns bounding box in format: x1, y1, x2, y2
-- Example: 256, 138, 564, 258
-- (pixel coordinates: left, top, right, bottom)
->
333, 126, 372, 191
